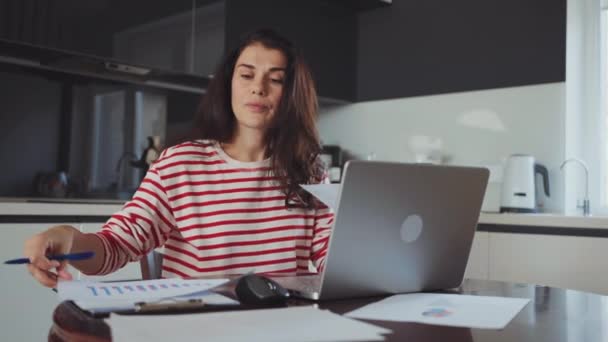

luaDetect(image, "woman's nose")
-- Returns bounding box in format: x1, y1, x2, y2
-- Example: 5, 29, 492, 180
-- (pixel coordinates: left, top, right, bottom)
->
251, 78, 266, 96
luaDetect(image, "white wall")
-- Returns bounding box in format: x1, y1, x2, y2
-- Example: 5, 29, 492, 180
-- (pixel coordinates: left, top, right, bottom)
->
318, 82, 566, 213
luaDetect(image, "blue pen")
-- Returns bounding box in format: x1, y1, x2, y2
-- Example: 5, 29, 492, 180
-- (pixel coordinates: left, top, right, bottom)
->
4, 251, 95, 265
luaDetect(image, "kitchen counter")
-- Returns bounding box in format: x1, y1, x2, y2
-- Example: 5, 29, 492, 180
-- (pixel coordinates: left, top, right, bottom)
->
478, 212, 608, 238
479, 212, 608, 229
0, 197, 124, 219
1, 198, 608, 230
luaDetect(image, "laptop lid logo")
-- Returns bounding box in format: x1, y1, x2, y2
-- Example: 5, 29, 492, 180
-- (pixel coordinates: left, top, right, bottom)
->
400, 214, 423, 243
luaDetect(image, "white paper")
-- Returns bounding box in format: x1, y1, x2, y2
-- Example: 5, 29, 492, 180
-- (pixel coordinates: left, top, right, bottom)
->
58, 278, 236, 312
108, 306, 391, 342
300, 184, 340, 209
346, 293, 530, 329
59, 278, 229, 301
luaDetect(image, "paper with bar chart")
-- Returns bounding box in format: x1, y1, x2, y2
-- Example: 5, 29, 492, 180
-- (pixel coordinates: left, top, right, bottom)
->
58, 278, 237, 313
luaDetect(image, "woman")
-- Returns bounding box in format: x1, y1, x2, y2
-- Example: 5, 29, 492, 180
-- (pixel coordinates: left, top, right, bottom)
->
24, 28, 334, 287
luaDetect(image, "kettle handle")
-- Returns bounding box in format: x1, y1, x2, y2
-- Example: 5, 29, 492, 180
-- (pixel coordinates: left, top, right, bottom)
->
534, 164, 550, 197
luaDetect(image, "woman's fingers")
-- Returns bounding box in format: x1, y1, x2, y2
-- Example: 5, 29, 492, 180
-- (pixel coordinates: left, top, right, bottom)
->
28, 255, 57, 271
23, 227, 76, 287
27, 264, 58, 288
57, 269, 73, 281
56, 261, 73, 281
27, 259, 73, 288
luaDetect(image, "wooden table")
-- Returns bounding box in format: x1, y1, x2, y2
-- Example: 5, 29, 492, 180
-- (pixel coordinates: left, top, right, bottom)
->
48, 279, 608, 341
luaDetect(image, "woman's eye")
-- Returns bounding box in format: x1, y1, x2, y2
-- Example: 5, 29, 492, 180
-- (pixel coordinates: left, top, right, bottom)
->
271, 78, 284, 84
241, 74, 253, 79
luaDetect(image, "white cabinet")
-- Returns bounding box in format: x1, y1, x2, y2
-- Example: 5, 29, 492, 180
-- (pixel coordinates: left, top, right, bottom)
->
78, 223, 142, 282
464, 232, 489, 280
0, 221, 143, 341
488, 232, 608, 295
465, 230, 608, 295
0, 223, 71, 341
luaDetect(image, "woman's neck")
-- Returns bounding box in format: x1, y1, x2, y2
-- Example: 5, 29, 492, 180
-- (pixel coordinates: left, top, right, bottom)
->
222, 128, 267, 162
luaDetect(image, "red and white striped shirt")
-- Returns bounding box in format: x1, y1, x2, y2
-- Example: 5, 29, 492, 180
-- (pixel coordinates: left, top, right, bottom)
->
93, 140, 334, 278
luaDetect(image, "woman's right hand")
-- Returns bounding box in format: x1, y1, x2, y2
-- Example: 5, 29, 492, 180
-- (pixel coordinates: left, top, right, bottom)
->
23, 225, 77, 288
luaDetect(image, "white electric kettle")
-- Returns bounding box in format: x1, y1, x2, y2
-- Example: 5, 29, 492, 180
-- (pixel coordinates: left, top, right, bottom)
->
500, 154, 550, 213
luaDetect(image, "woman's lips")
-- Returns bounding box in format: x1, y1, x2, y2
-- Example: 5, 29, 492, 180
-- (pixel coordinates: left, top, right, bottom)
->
245, 103, 269, 112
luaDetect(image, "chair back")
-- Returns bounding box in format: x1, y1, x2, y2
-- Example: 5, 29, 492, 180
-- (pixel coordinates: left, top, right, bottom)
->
140, 251, 163, 280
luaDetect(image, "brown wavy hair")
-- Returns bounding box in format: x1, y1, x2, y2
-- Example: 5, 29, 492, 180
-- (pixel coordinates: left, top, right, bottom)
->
191, 28, 324, 209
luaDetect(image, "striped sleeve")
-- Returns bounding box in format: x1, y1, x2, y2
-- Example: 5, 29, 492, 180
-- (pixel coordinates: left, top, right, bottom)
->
310, 175, 334, 271
91, 161, 176, 275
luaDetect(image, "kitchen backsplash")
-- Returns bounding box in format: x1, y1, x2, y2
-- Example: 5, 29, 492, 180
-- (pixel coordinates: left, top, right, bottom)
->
318, 82, 566, 213
2, 62, 566, 212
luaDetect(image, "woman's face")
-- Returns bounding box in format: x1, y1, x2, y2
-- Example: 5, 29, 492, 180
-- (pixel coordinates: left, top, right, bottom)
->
231, 42, 287, 133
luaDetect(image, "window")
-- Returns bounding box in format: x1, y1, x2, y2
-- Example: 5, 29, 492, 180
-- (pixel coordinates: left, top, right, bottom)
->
602, 5, 608, 208
565, 0, 604, 215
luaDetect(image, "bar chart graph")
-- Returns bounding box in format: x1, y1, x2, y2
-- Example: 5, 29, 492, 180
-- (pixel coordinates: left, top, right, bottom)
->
58, 278, 230, 302
84, 279, 212, 297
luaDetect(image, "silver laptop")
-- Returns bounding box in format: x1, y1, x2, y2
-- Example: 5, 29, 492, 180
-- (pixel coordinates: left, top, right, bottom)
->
271, 160, 489, 301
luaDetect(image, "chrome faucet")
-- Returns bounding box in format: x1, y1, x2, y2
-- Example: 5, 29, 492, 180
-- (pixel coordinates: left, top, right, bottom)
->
560, 158, 590, 216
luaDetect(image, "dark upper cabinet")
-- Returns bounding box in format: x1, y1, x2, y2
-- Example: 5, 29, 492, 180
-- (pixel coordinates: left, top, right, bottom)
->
325, 0, 392, 11
0, 0, 358, 102
190, 0, 566, 102
193, 0, 359, 102
0, 0, 566, 103
109, 0, 197, 74
356, 0, 566, 101
0, 0, 195, 73
224, 0, 357, 102
192, 0, 226, 78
